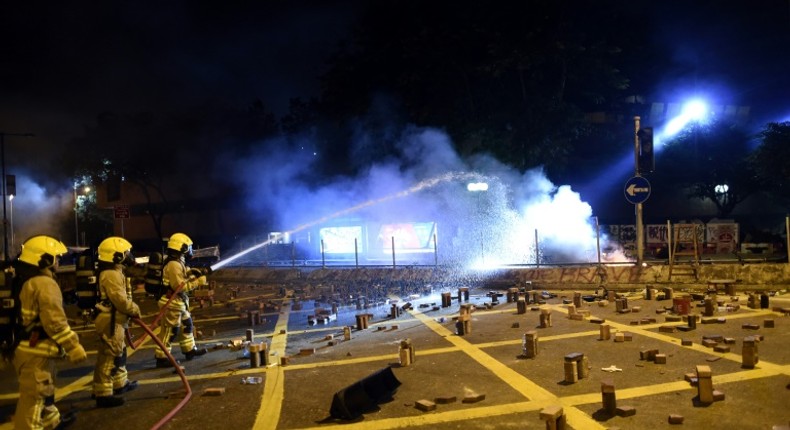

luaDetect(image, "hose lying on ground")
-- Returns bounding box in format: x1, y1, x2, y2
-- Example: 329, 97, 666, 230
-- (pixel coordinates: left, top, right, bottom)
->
132, 316, 192, 430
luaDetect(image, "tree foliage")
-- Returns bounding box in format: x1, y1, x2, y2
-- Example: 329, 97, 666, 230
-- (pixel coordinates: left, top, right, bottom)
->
64, 103, 281, 240
318, 1, 642, 177
751, 121, 790, 204
653, 119, 758, 217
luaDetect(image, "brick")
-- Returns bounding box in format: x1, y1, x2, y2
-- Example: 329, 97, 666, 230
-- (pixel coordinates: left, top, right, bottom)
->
415, 399, 436, 412
702, 339, 718, 348
668, 414, 684, 424
681, 339, 693, 346
764, 319, 775, 328
713, 344, 730, 353
462, 393, 486, 403
202, 388, 225, 396
616, 405, 636, 417
696, 365, 712, 378
655, 353, 667, 364
539, 405, 563, 420
434, 395, 457, 404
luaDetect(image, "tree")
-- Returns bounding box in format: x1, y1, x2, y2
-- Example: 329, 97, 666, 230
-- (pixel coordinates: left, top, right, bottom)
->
64, 103, 282, 243
751, 122, 790, 204
654, 119, 758, 217
317, 1, 641, 176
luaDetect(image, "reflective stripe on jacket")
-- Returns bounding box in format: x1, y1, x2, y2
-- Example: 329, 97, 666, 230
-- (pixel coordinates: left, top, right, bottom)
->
157, 258, 201, 311
18, 270, 80, 358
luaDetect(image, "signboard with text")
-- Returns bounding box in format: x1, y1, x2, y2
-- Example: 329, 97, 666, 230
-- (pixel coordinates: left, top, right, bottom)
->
114, 205, 130, 219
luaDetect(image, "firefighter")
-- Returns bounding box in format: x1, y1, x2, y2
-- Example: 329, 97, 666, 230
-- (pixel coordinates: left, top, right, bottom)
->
13, 235, 87, 429
154, 233, 208, 367
91, 237, 140, 407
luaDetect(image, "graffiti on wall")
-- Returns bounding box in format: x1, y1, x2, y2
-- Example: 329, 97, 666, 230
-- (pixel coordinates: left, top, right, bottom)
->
605, 222, 738, 254
517, 265, 644, 284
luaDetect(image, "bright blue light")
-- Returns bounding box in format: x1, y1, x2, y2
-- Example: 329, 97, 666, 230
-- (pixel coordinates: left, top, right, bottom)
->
660, 99, 709, 139
683, 99, 707, 121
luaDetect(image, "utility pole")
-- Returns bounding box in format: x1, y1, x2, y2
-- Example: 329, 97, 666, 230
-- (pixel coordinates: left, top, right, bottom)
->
633, 117, 644, 265
0, 132, 34, 262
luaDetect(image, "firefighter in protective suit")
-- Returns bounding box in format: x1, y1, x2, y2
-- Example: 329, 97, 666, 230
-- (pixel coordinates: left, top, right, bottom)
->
154, 233, 208, 367
91, 237, 140, 408
13, 235, 87, 429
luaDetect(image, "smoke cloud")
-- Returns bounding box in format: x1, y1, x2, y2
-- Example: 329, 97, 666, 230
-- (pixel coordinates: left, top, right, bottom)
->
224, 123, 614, 268
2, 173, 74, 257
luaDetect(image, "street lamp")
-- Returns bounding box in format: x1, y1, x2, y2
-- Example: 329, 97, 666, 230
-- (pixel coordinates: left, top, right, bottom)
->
8, 194, 14, 254
73, 184, 91, 247
0, 132, 34, 262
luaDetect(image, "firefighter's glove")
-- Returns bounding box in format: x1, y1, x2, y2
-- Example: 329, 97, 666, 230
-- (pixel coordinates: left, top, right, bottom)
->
67, 345, 88, 364
197, 275, 208, 286
129, 303, 141, 318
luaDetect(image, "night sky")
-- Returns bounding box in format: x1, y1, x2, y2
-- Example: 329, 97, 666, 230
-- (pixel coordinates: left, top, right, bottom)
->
0, 1, 789, 247
2, 1, 789, 171
0, 1, 358, 173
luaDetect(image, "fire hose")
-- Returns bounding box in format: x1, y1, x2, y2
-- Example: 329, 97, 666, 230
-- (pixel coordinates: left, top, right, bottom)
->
121, 268, 215, 428
127, 279, 189, 350
131, 316, 192, 430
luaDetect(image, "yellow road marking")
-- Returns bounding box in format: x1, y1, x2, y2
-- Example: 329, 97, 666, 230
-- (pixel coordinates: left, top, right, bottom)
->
253, 300, 291, 430
406, 305, 606, 430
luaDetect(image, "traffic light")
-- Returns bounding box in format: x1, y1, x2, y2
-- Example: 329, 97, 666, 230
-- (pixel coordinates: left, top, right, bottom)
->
637, 127, 654, 173
5, 175, 14, 196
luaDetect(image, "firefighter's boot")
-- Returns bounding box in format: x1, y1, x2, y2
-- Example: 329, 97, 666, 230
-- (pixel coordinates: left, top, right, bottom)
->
96, 395, 124, 408
184, 347, 208, 360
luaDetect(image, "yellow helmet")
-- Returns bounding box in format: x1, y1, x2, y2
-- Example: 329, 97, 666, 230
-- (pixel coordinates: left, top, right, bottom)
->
98, 236, 133, 264
167, 232, 193, 255
19, 235, 68, 268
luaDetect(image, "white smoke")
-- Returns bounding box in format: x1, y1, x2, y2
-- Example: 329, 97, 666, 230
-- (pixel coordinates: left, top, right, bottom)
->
2, 173, 74, 257
225, 125, 613, 267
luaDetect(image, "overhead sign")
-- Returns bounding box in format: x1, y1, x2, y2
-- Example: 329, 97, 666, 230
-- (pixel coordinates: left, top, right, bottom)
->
114, 205, 130, 219
624, 176, 651, 204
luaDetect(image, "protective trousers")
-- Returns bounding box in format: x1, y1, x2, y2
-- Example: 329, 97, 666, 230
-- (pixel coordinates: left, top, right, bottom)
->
154, 308, 197, 359
92, 312, 129, 397
13, 351, 60, 430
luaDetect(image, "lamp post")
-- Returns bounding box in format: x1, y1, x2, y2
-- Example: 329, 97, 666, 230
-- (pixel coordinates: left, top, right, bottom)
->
73, 184, 91, 247
0, 132, 34, 262
8, 194, 14, 254
633, 116, 645, 265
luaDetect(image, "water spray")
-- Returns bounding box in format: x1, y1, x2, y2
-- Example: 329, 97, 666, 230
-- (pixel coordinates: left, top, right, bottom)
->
211, 171, 491, 271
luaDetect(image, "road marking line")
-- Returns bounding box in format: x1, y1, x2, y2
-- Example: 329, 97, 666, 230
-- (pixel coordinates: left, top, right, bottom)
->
253, 300, 291, 430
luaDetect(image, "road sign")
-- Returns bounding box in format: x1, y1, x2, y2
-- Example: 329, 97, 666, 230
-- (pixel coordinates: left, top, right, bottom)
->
624, 176, 651, 204
114, 205, 130, 219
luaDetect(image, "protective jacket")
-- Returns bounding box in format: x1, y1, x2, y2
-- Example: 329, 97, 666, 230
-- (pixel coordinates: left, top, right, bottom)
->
16, 267, 81, 358
157, 256, 203, 311
97, 264, 140, 325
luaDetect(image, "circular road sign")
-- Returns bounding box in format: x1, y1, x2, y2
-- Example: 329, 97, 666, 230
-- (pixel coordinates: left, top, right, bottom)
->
624, 176, 651, 204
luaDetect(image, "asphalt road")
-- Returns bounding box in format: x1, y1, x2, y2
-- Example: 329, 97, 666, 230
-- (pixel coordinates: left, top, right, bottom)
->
1, 281, 789, 430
